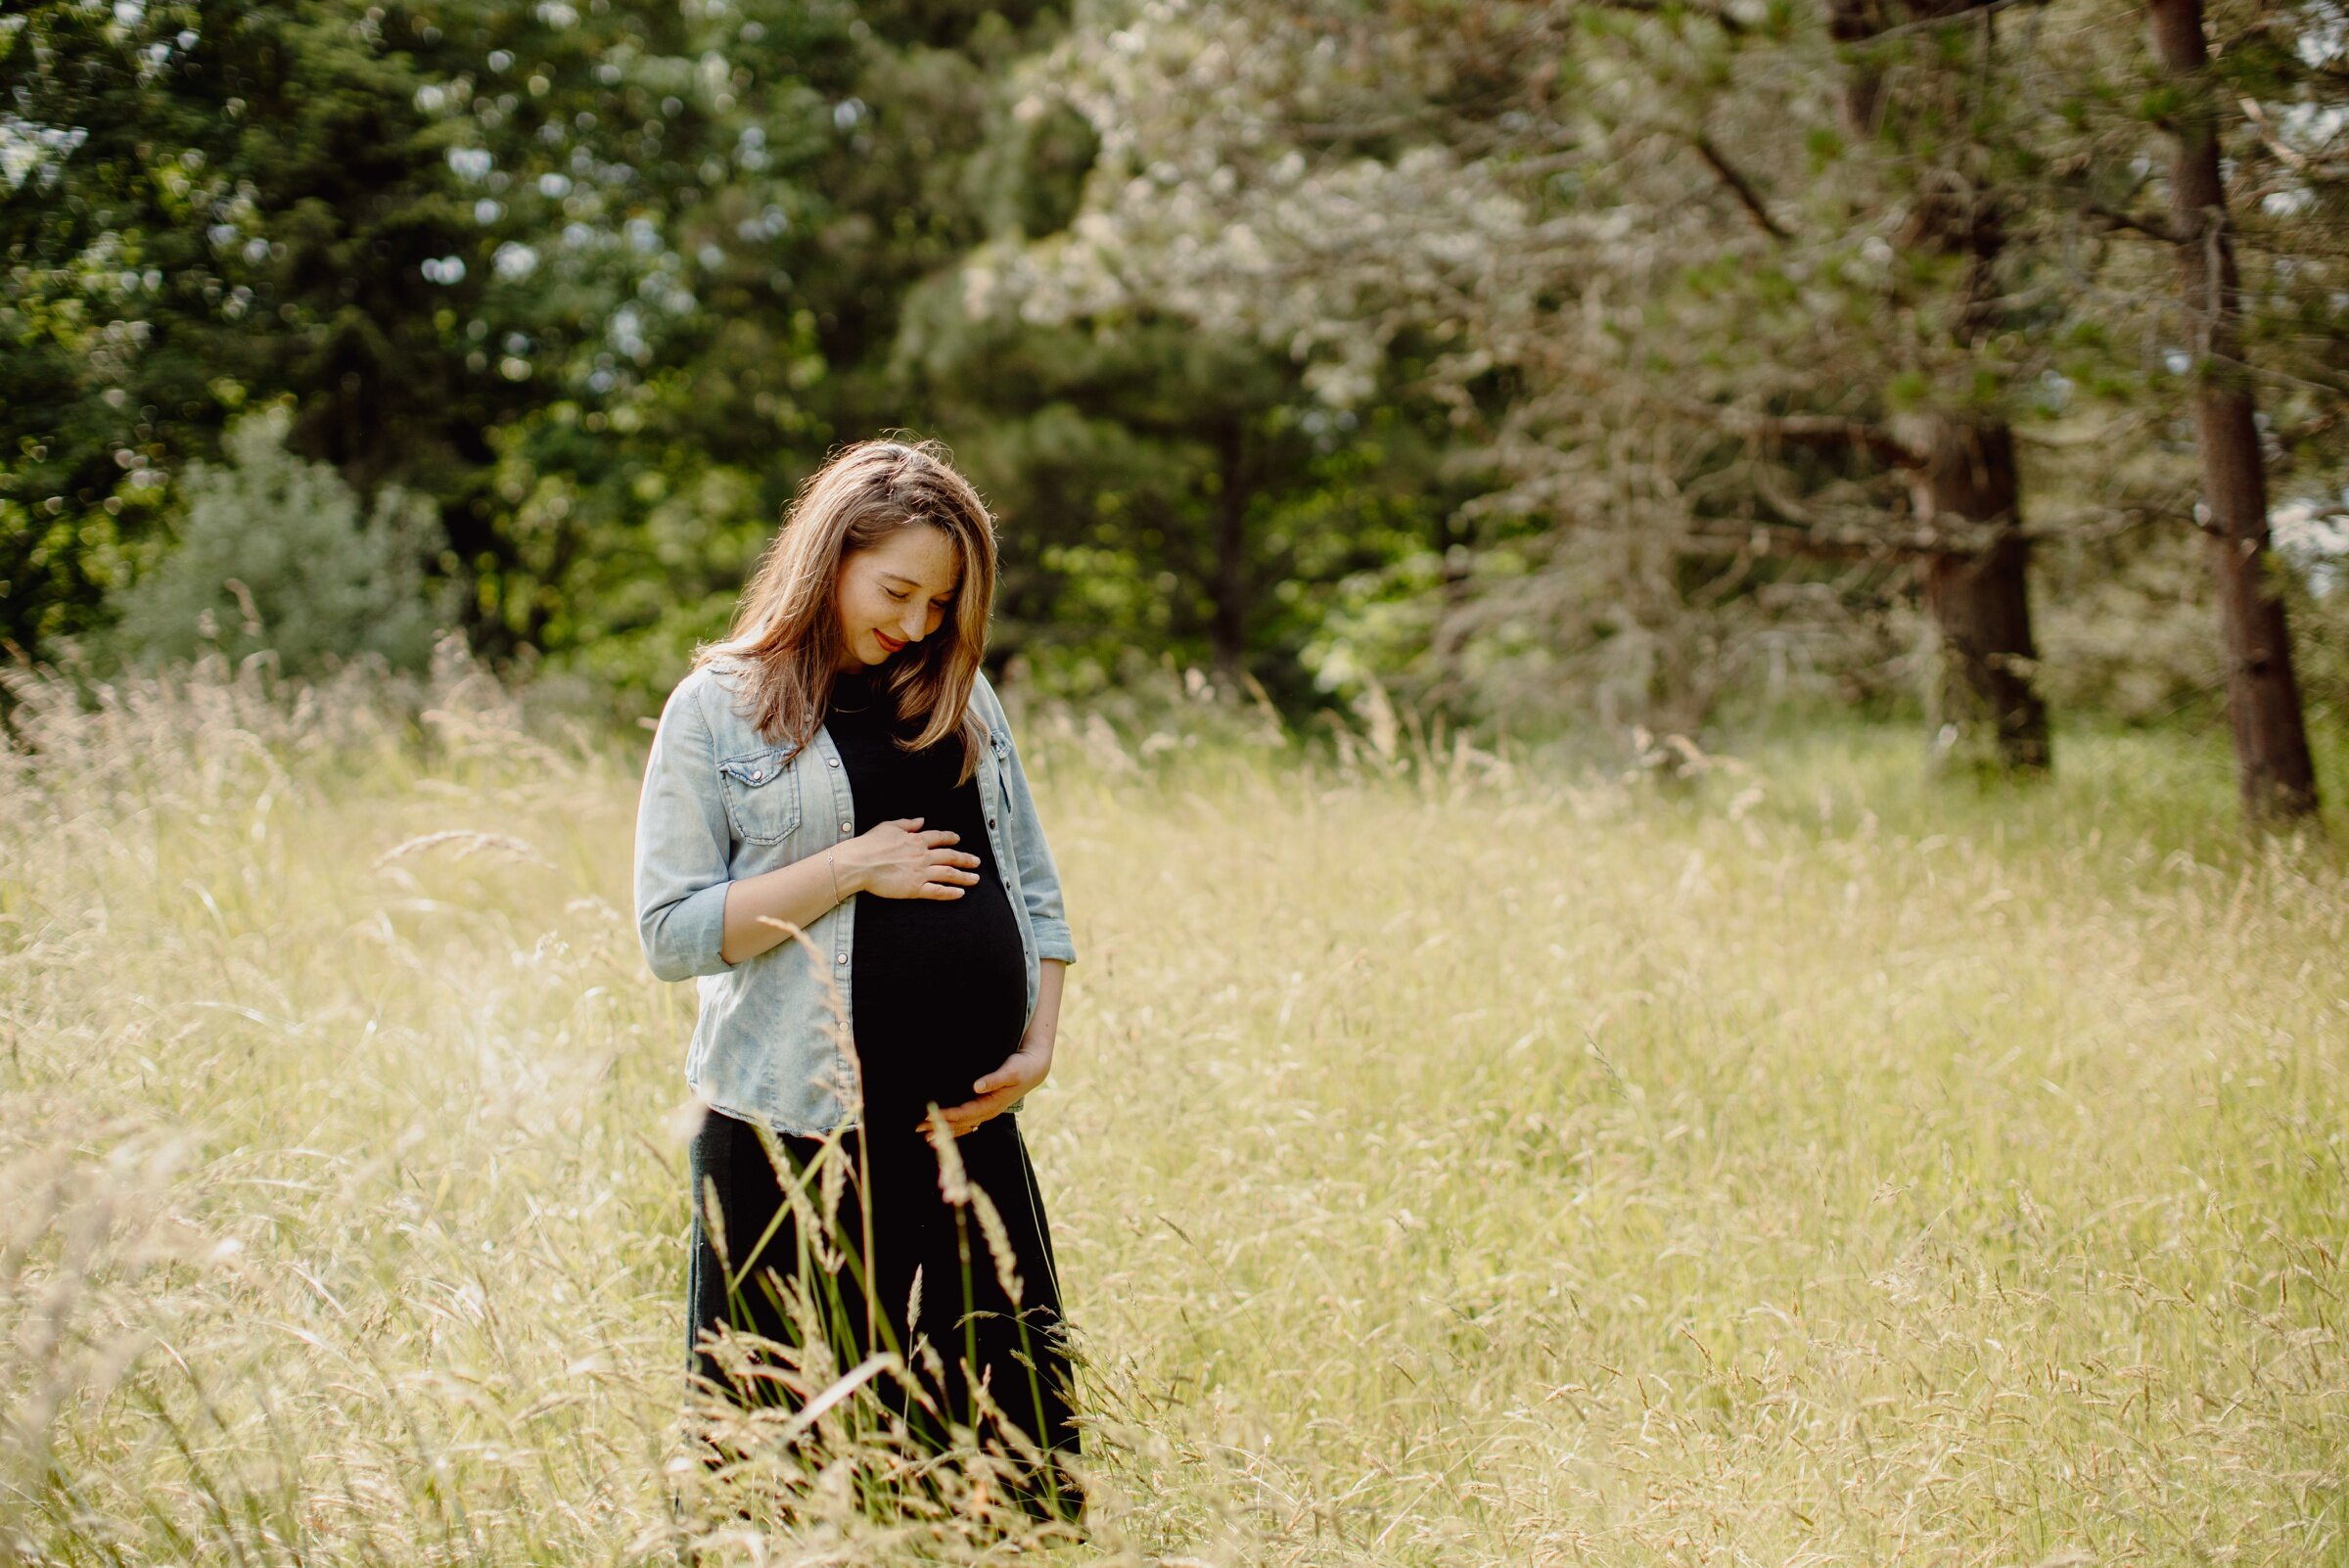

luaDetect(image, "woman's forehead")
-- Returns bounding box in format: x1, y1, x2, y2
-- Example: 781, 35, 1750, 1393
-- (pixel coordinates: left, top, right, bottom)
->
863, 525, 959, 589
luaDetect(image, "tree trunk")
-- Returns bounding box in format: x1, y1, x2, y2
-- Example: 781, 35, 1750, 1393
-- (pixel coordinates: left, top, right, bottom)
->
1833, 0, 2052, 780
2146, 0, 2322, 825
1900, 416, 2051, 776
1825, 0, 1887, 137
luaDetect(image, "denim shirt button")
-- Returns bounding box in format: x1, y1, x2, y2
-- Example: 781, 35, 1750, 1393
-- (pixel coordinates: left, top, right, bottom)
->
827, 758, 839, 767
835, 953, 847, 964
839, 820, 852, 833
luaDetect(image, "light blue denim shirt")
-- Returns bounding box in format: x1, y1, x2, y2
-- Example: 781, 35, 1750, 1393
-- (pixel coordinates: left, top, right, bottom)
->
632, 654, 1077, 1135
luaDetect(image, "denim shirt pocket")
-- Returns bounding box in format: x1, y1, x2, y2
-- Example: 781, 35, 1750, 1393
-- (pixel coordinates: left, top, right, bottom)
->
714, 745, 804, 845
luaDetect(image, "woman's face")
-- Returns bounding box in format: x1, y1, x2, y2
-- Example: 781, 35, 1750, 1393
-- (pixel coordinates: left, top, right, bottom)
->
835, 524, 960, 669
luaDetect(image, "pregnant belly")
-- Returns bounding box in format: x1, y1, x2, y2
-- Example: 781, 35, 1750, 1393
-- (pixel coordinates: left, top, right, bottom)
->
848, 879, 1028, 1119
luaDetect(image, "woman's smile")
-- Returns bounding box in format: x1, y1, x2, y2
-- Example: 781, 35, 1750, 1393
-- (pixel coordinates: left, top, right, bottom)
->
874, 629, 906, 653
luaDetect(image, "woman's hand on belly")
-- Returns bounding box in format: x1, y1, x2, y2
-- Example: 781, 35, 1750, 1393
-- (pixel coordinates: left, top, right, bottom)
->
843, 815, 983, 899
924, 1032, 1054, 1137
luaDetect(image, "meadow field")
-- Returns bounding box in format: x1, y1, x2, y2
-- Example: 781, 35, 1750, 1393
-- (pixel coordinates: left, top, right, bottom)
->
3, 651, 2345, 1566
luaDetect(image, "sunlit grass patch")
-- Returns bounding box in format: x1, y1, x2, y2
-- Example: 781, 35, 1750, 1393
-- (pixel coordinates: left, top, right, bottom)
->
3, 655, 2344, 1565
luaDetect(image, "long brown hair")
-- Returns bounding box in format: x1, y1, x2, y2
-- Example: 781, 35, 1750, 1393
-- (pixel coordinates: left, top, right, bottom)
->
695, 437, 997, 781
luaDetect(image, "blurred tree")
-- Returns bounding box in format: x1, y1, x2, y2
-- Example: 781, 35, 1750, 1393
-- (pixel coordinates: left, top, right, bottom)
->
974, 0, 2095, 771
982, 0, 2344, 784
107, 402, 452, 673
2138, 0, 2321, 823
1, 0, 853, 669
897, 278, 1472, 702
446, 2, 1096, 701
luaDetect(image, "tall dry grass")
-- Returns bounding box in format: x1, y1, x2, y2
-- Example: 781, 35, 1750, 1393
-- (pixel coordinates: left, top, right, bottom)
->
2, 647, 2344, 1565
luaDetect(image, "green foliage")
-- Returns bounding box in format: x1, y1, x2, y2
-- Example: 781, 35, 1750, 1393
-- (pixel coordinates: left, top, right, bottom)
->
894, 255, 1470, 707
966, 98, 1099, 241
2280, 556, 2349, 734
106, 405, 453, 674
1, 0, 857, 666
8, 0, 2347, 763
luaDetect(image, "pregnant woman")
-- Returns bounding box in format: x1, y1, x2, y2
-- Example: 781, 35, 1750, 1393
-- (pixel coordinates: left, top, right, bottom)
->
631, 438, 1082, 1522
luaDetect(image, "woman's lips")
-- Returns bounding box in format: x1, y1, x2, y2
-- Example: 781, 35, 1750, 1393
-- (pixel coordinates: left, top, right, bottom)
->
874, 630, 905, 652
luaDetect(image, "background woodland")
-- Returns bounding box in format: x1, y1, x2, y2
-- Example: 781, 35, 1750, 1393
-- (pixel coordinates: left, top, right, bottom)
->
6, 0, 2349, 819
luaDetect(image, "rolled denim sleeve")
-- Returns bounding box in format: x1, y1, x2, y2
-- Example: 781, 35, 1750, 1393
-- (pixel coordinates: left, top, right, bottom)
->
988, 692, 1077, 966
633, 675, 738, 983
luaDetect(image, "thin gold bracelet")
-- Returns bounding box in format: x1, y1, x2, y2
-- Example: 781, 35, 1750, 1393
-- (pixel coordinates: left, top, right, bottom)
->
828, 846, 843, 906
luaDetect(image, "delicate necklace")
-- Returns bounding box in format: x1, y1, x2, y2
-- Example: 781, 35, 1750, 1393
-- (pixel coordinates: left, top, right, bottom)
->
829, 671, 878, 715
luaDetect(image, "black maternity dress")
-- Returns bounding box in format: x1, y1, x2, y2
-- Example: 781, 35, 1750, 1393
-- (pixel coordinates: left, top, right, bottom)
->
684, 664, 1081, 1518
